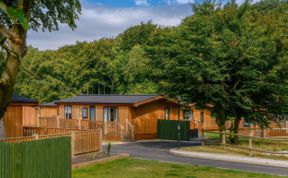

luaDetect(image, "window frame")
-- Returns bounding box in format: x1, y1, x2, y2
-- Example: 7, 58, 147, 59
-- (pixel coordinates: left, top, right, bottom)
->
103, 106, 118, 122
64, 105, 72, 119
89, 106, 96, 121
82, 107, 88, 119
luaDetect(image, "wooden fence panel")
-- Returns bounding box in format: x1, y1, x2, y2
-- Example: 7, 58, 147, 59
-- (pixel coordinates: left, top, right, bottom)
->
0, 137, 71, 178
21, 127, 102, 155
74, 131, 101, 155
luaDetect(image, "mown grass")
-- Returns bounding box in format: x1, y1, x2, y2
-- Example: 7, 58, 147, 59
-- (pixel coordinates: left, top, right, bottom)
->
72, 158, 284, 178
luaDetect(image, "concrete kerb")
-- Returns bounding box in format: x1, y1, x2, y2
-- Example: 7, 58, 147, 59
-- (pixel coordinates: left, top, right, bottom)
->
170, 149, 288, 168
72, 153, 129, 169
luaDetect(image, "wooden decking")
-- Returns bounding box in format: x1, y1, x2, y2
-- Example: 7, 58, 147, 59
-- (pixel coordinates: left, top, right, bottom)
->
28, 117, 128, 141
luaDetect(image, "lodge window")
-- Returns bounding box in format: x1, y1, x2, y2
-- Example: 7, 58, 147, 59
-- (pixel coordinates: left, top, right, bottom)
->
90, 106, 96, 121
165, 107, 170, 120
243, 119, 252, 127
82, 107, 88, 119
200, 111, 204, 123
104, 107, 118, 122
183, 109, 193, 120
64, 105, 72, 119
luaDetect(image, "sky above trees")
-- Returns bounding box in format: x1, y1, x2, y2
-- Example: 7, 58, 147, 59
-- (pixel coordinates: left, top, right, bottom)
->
27, 1, 193, 50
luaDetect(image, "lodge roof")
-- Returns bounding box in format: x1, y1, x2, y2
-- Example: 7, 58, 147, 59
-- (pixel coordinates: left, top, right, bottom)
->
53, 94, 164, 105
12, 95, 38, 104
39, 101, 57, 107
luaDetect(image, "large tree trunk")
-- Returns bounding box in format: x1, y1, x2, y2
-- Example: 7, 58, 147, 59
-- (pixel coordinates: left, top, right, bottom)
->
0, 25, 27, 132
216, 111, 227, 143
231, 115, 241, 145
0, 53, 21, 119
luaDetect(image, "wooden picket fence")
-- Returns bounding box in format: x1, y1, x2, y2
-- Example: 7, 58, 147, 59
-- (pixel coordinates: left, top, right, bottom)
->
1, 129, 102, 156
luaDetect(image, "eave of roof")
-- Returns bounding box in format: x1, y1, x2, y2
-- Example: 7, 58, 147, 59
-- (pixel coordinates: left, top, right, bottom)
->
11, 95, 38, 104
55, 94, 162, 105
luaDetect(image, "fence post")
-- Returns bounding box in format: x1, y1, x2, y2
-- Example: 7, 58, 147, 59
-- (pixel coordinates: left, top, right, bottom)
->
78, 119, 82, 129
249, 130, 253, 157
131, 126, 135, 140
71, 131, 75, 157
57, 117, 60, 128
33, 133, 39, 140
36, 114, 40, 127
201, 130, 205, 146
261, 128, 266, 138
99, 129, 102, 152
221, 130, 226, 146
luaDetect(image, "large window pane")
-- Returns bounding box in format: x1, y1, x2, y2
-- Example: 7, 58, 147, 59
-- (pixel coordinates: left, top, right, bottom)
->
82, 107, 88, 119
90, 106, 96, 121
104, 107, 118, 122
64, 106, 72, 119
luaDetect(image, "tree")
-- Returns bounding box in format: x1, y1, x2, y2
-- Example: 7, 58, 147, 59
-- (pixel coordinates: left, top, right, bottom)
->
0, 0, 81, 136
157, 0, 288, 143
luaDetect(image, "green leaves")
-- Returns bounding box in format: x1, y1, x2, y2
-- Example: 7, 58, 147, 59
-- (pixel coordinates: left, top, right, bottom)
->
0, 1, 29, 30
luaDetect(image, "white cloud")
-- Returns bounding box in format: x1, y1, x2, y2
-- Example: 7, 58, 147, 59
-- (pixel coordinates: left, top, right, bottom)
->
135, 0, 149, 6
27, 4, 192, 50
175, 0, 195, 4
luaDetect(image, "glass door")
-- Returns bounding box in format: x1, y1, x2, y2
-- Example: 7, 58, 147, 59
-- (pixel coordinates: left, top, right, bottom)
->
90, 106, 96, 121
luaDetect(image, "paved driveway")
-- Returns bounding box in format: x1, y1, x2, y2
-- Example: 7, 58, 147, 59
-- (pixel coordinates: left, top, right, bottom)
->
109, 140, 288, 176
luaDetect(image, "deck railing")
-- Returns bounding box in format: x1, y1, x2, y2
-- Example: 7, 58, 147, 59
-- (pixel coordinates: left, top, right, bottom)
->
35, 117, 104, 131
268, 128, 288, 137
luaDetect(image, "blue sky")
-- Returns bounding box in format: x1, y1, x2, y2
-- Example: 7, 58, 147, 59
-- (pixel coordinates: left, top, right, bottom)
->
85, 0, 195, 7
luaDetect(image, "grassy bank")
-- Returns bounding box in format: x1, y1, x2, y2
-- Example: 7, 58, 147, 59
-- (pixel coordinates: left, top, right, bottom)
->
73, 158, 284, 178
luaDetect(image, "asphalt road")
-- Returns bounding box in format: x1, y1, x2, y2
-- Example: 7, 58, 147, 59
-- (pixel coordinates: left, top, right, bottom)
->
109, 140, 288, 177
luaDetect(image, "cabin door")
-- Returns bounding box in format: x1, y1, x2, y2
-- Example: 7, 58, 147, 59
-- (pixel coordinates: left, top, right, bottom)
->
103, 107, 118, 122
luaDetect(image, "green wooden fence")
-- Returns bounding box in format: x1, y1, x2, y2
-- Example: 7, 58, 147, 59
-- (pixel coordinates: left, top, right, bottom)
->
157, 120, 191, 141
0, 137, 71, 178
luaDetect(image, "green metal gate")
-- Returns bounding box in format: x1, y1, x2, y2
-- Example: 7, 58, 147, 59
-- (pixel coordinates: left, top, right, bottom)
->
157, 120, 191, 141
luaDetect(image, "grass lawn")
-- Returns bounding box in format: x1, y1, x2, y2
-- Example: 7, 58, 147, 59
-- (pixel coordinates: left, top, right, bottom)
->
72, 158, 284, 178
182, 145, 288, 160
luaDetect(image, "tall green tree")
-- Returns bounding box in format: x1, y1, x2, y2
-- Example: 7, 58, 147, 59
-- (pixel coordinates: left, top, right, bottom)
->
157, 0, 288, 143
0, 0, 81, 137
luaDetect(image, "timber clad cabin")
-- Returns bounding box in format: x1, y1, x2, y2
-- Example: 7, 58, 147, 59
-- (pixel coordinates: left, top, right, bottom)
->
4, 95, 38, 137
39, 94, 212, 140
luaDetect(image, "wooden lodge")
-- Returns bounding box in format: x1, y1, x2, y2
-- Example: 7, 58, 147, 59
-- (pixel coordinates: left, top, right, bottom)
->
3, 95, 38, 137
39, 94, 212, 140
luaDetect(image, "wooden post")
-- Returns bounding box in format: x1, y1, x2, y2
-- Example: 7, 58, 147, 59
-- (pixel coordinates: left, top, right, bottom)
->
261, 128, 266, 138
57, 117, 60, 128
99, 129, 102, 152
36, 114, 40, 127
71, 131, 75, 157
221, 130, 226, 145
249, 130, 253, 157
201, 129, 205, 146
131, 126, 135, 140
78, 119, 81, 129
33, 133, 39, 140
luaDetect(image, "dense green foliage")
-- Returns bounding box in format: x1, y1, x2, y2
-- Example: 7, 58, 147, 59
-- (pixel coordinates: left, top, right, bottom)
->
14, 0, 288, 133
